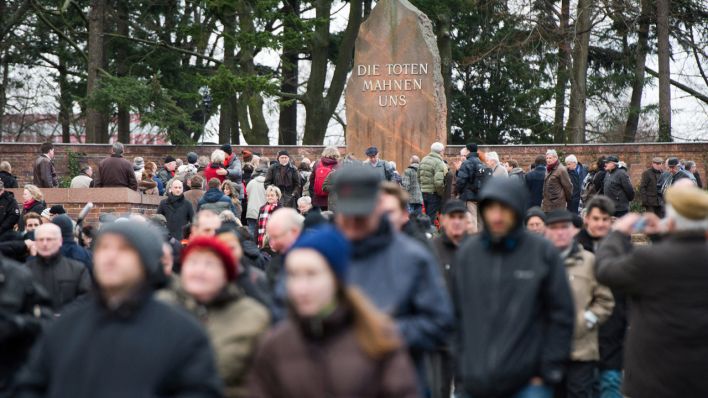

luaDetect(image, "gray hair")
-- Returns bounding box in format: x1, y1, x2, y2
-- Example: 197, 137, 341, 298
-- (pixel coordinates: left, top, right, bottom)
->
211, 149, 226, 164
487, 151, 500, 163
666, 205, 708, 232
410, 155, 421, 164
112, 142, 124, 155
297, 196, 312, 206
431, 142, 445, 153
546, 149, 558, 157
565, 154, 578, 164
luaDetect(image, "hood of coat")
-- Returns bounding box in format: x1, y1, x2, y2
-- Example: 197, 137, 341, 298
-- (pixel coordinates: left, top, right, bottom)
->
478, 177, 528, 244
0, 190, 14, 201
203, 188, 226, 203
167, 193, 185, 204
253, 166, 268, 178
52, 214, 75, 243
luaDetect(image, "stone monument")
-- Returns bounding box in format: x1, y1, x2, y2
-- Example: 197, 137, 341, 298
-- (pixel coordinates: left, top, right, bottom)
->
345, 0, 447, 170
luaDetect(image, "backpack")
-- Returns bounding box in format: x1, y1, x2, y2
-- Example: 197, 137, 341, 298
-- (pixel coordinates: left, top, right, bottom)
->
314, 162, 335, 197
473, 162, 493, 193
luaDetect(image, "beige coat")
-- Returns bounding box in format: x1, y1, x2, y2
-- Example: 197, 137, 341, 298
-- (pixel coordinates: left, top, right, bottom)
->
564, 244, 614, 361
161, 283, 270, 398
542, 163, 573, 212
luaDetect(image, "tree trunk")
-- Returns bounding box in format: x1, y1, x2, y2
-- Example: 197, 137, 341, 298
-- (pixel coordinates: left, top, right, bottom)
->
116, 0, 130, 143
219, 9, 238, 145
85, 0, 105, 143
623, 0, 650, 142
0, 51, 7, 141
279, 0, 299, 145
58, 52, 72, 143
565, 0, 592, 143
552, 0, 571, 143
656, 0, 671, 141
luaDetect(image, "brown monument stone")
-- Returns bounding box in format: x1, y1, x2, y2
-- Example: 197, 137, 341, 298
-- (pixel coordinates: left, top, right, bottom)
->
345, 0, 447, 169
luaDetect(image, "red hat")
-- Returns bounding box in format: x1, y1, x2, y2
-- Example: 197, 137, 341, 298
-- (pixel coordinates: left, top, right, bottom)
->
181, 236, 238, 281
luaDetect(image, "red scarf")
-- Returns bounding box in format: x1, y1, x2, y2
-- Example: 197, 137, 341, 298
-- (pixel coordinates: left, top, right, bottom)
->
546, 160, 558, 173
23, 199, 36, 210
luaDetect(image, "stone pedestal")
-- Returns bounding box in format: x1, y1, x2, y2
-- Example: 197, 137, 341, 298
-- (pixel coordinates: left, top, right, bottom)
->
345, 0, 447, 169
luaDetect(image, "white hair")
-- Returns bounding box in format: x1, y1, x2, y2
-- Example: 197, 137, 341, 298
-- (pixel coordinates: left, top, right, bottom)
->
487, 151, 500, 163
565, 155, 578, 164
297, 196, 312, 206
210, 149, 226, 164
666, 205, 708, 231
431, 142, 445, 153
546, 149, 558, 157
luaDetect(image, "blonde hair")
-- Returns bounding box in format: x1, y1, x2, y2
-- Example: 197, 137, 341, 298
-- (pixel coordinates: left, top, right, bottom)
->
211, 149, 226, 164
0, 161, 11, 173
321, 146, 341, 160
265, 185, 282, 199
24, 184, 43, 201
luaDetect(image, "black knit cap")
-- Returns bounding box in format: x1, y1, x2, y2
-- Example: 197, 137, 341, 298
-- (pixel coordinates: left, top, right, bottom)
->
95, 222, 166, 289
466, 143, 478, 153
220, 144, 233, 155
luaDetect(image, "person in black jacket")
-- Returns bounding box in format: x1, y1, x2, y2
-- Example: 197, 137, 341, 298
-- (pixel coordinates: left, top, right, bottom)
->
455, 143, 485, 234
603, 156, 635, 217
157, 179, 194, 240
15, 221, 223, 398
264, 150, 301, 208
525, 155, 547, 209
0, 255, 52, 395
25, 224, 91, 315
452, 177, 574, 398
51, 215, 92, 272
0, 161, 18, 189
0, 182, 20, 239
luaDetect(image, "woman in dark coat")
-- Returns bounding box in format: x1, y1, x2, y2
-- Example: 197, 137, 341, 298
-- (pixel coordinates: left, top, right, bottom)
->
249, 226, 419, 398
20, 184, 46, 230
157, 179, 194, 240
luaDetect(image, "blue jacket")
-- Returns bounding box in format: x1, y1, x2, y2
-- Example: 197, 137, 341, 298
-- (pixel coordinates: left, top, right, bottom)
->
61, 242, 92, 273
153, 175, 165, 196
525, 165, 546, 208
197, 188, 236, 214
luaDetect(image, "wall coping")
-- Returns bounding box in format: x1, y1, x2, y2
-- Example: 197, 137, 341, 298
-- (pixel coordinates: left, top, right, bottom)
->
8, 188, 163, 206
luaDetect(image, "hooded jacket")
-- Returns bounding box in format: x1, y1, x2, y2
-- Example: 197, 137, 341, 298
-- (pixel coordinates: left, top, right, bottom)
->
157, 194, 194, 240
198, 189, 236, 214
52, 215, 92, 271
452, 178, 574, 397
525, 164, 546, 208
0, 190, 19, 238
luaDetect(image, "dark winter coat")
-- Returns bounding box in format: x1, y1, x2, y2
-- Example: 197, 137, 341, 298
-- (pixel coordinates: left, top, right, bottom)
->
264, 163, 300, 207
542, 162, 573, 212
32, 155, 56, 188
15, 291, 224, 398
452, 178, 575, 397
0, 171, 18, 189
431, 231, 468, 293
348, 218, 454, 375
568, 168, 582, 213
455, 153, 484, 202
603, 167, 635, 213
525, 165, 546, 208
639, 167, 662, 208
198, 188, 236, 214
25, 254, 91, 314
157, 194, 195, 240
0, 256, 51, 391
0, 191, 19, 238
596, 230, 708, 398
94, 155, 138, 190
249, 305, 419, 398
0, 233, 31, 263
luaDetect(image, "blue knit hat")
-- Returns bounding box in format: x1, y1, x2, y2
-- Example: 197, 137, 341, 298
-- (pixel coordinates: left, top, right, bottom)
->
288, 225, 351, 282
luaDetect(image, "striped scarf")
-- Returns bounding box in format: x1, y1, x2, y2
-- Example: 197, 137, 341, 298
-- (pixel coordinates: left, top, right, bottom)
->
257, 203, 279, 248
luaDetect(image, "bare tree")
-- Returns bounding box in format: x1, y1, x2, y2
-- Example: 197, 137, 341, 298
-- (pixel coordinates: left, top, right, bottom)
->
623, 0, 651, 142
565, 0, 593, 143
656, 0, 671, 141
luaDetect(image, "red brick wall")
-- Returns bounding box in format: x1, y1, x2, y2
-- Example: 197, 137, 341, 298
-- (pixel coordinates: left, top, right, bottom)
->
1, 142, 706, 187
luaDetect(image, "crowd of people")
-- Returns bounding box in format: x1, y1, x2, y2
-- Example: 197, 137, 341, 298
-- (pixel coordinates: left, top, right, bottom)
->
0, 140, 706, 398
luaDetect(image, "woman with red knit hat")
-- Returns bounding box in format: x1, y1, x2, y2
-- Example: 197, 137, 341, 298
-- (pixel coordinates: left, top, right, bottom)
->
162, 236, 270, 398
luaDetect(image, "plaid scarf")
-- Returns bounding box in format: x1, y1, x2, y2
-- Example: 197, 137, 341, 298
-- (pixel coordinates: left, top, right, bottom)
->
257, 203, 280, 248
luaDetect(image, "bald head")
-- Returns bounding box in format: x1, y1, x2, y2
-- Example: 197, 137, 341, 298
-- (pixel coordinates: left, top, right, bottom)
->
191, 210, 221, 238
266, 208, 304, 253
35, 223, 63, 258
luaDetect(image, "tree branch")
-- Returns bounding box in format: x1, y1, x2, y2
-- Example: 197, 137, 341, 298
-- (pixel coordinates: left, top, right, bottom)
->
0, 0, 32, 46
102, 32, 223, 65
645, 66, 708, 105
31, 0, 89, 64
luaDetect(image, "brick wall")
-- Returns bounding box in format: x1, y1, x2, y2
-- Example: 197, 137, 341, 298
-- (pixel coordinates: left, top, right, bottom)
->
8, 188, 162, 224
1, 142, 706, 187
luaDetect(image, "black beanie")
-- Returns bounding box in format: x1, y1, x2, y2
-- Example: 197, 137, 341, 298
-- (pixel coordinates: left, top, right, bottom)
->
277, 150, 289, 158
49, 205, 66, 215
52, 214, 75, 242
95, 222, 166, 288
466, 143, 478, 153
221, 144, 233, 155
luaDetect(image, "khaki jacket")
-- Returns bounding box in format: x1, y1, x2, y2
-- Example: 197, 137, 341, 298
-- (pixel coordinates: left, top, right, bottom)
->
542, 163, 573, 212
564, 244, 614, 361
161, 283, 270, 398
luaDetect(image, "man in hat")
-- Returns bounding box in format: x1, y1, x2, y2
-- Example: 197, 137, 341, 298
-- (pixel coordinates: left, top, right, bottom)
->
264, 150, 300, 208
596, 185, 708, 398
220, 144, 243, 188
659, 157, 695, 196
452, 177, 574, 398
94, 142, 138, 191
524, 206, 547, 236
186, 152, 199, 169
602, 155, 634, 217
364, 146, 394, 181
16, 222, 223, 397
333, 164, 453, 389
640, 157, 665, 216
545, 209, 614, 397
455, 143, 487, 233
157, 155, 177, 186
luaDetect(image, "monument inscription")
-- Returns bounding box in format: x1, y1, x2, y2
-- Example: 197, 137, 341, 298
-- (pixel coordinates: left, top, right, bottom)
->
345, 0, 446, 169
